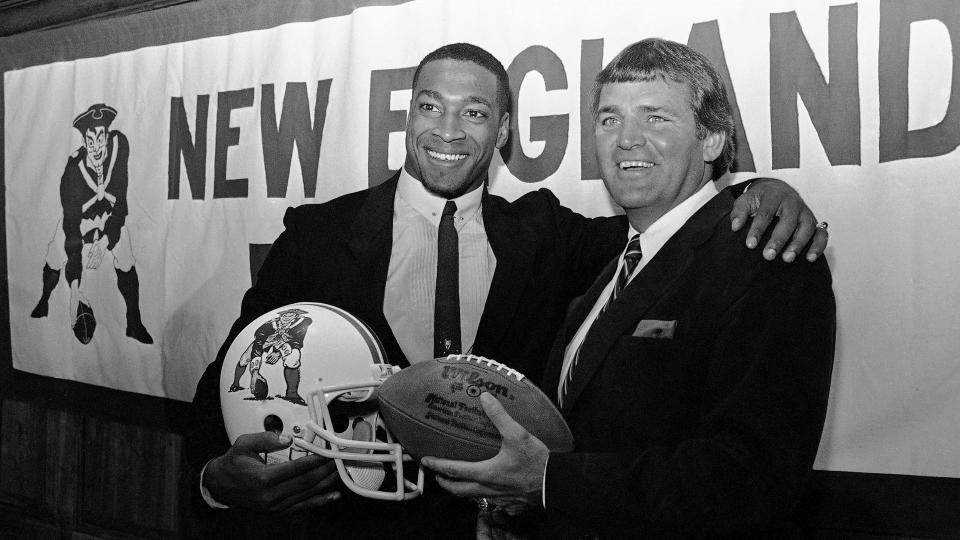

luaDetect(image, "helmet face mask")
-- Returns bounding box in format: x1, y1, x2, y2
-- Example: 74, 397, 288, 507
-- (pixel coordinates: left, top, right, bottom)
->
220, 303, 423, 501
299, 380, 424, 500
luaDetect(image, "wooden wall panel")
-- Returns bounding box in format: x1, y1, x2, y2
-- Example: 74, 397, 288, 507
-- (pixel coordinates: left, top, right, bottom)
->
0, 0, 195, 37
0, 399, 48, 512
0, 398, 84, 536
0, 398, 192, 539
0, 515, 63, 540
0, 398, 82, 526
44, 403, 82, 526
79, 417, 183, 538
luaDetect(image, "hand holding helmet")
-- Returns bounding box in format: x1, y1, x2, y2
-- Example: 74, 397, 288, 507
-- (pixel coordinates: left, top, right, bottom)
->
204, 431, 340, 512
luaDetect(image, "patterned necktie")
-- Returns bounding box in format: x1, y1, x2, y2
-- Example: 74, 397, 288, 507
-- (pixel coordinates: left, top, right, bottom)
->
434, 201, 461, 357
559, 234, 642, 407
601, 233, 643, 315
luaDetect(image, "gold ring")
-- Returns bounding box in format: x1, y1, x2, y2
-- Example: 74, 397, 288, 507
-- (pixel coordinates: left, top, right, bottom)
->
475, 497, 495, 512
816, 221, 828, 230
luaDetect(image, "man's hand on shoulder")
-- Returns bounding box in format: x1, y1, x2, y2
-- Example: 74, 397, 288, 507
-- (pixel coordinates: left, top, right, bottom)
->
730, 177, 828, 262
204, 431, 341, 513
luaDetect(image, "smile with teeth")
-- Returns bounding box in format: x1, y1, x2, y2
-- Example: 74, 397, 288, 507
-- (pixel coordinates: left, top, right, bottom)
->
618, 160, 655, 170
427, 150, 467, 161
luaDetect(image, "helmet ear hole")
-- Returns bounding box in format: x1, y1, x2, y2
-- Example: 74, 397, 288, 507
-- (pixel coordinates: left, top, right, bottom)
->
263, 414, 284, 434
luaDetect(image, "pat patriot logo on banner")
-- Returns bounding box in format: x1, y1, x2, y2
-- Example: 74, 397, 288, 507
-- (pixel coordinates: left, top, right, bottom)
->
30, 104, 153, 346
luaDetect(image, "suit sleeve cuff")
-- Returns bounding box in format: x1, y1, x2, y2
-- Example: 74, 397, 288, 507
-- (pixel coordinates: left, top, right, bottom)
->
200, 460, 230, 509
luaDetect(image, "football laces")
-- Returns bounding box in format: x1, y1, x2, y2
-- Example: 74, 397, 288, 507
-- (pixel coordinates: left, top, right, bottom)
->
444, 353, 525, 382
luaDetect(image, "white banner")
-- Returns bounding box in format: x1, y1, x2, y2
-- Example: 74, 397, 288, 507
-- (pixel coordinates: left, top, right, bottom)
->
4, 0, 960, 478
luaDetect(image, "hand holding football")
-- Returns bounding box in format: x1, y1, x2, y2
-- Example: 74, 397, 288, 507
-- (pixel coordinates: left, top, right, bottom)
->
378, 354, 573, 461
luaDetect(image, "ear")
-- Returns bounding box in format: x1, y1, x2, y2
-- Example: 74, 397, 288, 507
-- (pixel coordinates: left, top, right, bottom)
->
495, 112, 510, 149
701, 130, 725, 162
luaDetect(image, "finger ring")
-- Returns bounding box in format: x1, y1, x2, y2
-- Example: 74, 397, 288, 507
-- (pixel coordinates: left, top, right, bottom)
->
475, 497, 496, 512
816, 221, 828, 230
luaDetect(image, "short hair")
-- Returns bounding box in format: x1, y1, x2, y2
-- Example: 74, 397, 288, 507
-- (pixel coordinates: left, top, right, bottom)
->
412, 43, 512, 117
592, 38, 736, 180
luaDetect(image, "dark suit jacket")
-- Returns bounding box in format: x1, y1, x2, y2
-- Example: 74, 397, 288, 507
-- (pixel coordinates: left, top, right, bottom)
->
538, 190, 836, 539
187, 173, 626, 538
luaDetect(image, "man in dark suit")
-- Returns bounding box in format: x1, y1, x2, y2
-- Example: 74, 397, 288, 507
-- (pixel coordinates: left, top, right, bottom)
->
189, 43, 827, 538
424, 38, 836, 539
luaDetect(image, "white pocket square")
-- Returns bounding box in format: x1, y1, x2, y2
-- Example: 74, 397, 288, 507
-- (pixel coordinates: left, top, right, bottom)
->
632, 319, 677, 339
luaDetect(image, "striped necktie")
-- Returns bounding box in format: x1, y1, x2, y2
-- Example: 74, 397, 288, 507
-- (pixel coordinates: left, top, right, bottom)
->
559, 234, 642, 407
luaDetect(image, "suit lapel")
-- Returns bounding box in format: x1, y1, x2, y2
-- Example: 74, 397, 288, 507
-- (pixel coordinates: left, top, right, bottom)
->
560, 191, 734, 413
473, 190, 538, 355
343, 173, 409, 367
566, 257, 619, 344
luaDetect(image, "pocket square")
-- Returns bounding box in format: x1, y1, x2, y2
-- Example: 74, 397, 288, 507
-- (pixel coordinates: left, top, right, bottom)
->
632, 319, 677, 339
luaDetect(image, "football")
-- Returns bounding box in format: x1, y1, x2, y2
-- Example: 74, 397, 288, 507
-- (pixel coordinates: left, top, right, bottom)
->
72, 301, 96, 345
378, 354, 574, 461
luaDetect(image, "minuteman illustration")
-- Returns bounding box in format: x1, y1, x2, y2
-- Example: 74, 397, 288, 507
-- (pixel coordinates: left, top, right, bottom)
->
228, 308, 313, 406
29, 104, 153, 345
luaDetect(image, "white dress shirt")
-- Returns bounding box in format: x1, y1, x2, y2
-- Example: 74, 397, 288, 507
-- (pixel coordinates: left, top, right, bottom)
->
382, 169, 497, 364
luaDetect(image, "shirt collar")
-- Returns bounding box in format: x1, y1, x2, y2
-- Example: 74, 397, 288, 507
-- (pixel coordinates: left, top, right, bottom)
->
398, 167, 484, 226
630, 181, 719, 262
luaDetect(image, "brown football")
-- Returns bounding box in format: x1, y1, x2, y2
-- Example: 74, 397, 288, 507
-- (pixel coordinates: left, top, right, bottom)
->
378, 354, 573, 461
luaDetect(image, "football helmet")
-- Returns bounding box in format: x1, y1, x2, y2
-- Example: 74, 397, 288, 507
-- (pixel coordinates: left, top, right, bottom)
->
220, 302, 423, 500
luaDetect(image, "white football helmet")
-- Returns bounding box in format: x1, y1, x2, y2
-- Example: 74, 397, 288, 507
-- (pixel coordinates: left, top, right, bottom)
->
219, 302, 423, 500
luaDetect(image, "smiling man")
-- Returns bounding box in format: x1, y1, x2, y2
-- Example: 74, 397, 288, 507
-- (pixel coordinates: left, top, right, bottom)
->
423, 39, 837, 539
404, 57, 509, 199
189, 43, 828, 539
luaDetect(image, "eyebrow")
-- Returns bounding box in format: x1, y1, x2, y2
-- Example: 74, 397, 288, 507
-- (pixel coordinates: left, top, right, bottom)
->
598, 104, 671, 115
466, 95, 493, 108
638, 105, 672, 114
417, 89, 493, 109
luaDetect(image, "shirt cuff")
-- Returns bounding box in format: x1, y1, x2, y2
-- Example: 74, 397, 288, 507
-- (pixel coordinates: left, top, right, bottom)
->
200, 460, 230, 509
541, 453, 549, 509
